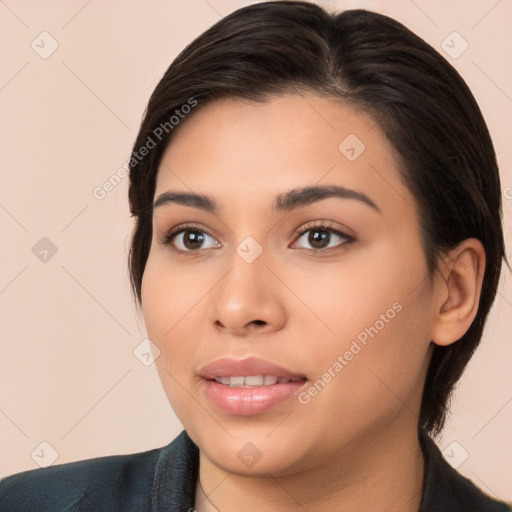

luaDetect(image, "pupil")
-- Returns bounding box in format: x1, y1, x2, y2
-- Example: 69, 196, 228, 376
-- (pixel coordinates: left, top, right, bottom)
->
309, 230, 329, 249
184, 230, 204, 249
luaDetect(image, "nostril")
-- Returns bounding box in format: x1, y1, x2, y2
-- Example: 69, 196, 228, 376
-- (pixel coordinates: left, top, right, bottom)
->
251, 320, 266, 326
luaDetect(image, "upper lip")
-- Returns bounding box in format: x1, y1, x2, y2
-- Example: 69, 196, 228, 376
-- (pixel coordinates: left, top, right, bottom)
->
199, 357, 306, 380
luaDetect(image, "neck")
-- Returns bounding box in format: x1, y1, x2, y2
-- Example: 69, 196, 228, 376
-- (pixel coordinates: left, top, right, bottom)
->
194, 419, 425, 512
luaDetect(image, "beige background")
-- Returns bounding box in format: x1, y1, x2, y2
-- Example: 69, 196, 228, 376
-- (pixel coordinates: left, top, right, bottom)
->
1, 0, 511, 502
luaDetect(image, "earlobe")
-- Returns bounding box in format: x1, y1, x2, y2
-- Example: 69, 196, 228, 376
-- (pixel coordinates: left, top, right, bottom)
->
430, 238, 486, 347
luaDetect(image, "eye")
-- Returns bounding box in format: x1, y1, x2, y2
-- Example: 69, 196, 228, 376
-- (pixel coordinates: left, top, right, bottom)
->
291, 222, 354, 252
161, 223, 221, 252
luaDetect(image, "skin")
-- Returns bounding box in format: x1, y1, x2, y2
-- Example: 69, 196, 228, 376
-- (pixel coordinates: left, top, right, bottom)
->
141, 93, 485, 512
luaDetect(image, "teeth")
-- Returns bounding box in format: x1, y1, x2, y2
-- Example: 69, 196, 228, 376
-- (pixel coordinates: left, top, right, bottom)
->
230, 376, 245, 387
213, 375, 296, 387
245, 375, 263, 386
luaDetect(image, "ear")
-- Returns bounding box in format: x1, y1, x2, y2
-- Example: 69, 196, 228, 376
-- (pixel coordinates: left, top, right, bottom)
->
430, 238, 486, 346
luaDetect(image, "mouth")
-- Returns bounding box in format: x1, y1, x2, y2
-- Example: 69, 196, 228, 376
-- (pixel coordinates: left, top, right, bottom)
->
199, 357, 308, 416
212, 375, 305, 387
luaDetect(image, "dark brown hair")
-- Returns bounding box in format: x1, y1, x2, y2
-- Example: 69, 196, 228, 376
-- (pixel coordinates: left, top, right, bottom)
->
128, 1, 506, 436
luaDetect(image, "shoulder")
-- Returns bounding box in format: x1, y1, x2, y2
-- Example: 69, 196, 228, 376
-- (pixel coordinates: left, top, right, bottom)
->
419, 430, 511, 512
0, 431, 196, 512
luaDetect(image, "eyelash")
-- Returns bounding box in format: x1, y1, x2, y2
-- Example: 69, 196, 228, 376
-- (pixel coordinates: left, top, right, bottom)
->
160, 221, 355, 254
293, 222, 355, 252
160, 223, 216, 248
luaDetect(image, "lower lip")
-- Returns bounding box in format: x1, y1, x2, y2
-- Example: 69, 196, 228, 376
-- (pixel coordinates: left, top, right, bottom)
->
203, 379, 306, 416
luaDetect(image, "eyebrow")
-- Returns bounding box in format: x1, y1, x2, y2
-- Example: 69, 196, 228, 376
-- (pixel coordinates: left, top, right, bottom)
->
153, 185, 381, 214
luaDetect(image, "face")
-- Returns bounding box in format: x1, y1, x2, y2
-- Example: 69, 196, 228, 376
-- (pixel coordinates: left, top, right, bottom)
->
141, 93, 437, 476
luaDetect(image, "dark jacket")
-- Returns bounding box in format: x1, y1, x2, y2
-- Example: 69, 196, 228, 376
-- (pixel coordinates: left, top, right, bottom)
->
0, 429, 510, 511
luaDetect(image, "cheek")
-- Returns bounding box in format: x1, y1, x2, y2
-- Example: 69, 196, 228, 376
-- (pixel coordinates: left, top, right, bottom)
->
278, 242, 426, 351
295, 283, 430, 393
141, 251, 205, 340
290, 301, 432, 452
288, 244, 433, 414
141, 257, 199, 418
141, 252, 215, 383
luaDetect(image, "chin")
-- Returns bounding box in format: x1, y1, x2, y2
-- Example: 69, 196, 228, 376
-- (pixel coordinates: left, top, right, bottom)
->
188, 419, 320, 477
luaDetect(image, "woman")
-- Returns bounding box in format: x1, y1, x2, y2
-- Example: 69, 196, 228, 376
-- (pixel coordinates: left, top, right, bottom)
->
1, 2, 510, 510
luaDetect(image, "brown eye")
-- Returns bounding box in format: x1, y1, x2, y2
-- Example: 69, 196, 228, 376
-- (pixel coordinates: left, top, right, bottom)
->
292, 223, 354, 252
163, 226, 221, 252
181, 230, 206, 250
307, 229, 331, 249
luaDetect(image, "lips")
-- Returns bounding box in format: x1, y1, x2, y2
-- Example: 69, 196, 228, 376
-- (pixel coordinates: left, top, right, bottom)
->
199, 357, 307, 416
200, 356, 306, 380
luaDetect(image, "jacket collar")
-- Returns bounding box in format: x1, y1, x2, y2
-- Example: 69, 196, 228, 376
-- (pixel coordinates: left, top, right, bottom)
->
152, 430, 199, 511
418, 428, 510, 511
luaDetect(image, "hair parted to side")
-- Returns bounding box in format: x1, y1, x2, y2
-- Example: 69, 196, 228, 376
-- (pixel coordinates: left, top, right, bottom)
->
127, 1, 506, 436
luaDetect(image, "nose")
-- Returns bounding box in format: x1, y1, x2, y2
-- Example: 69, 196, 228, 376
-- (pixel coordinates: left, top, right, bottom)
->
207, 250, 287, 337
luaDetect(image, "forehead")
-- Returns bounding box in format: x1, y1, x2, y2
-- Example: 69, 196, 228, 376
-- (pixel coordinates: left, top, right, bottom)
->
154, 93, 413, 218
